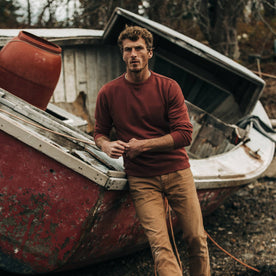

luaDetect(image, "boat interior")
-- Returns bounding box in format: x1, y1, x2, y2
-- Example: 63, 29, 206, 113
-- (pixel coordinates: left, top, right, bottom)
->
185, 101, 246, 159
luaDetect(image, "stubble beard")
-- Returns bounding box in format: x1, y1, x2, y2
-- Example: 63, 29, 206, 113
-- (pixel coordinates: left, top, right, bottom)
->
128, 62, 148, 74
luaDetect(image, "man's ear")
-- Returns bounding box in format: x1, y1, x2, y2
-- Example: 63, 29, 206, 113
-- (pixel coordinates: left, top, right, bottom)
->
148, 50, 153, 59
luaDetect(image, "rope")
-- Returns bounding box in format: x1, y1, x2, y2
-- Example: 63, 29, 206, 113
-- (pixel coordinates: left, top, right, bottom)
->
205, 231, 260, 273
0, 107, 95, 146
157, 197, 260, 275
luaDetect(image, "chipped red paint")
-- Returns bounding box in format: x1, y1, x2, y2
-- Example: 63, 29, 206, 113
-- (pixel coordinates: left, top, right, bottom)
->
0, 130, 237, 274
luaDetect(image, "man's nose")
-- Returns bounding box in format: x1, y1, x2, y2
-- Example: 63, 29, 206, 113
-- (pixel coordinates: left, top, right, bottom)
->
130, 48, 137, 56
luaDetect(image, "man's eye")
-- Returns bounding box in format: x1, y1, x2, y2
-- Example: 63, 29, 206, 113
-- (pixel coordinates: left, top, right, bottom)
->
124, 48, 131, 52
135, 47, 143, 51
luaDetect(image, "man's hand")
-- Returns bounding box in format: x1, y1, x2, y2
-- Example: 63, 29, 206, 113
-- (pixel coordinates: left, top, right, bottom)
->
126, 135, 175, 159
96, 136, 129, 159
101, 140, 129, 159
126, 138, 146, 159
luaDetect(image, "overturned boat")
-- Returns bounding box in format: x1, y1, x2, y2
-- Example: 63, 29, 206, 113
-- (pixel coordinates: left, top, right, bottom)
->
0, 8, 275, 274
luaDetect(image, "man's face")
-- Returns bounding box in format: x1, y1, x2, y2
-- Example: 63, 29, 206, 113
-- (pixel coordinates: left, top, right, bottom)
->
122, 37, 153, 73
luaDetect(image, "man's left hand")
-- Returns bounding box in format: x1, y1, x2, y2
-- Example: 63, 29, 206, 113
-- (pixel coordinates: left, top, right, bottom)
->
125, 138, 145, 159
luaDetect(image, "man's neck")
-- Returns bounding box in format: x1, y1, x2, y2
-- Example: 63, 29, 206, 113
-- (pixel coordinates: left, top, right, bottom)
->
125, 69, 151, 83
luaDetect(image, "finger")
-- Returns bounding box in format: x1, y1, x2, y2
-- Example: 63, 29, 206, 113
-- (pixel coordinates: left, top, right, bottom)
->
114, 142, 127, 150
117, 140, 129, 148
112, 146, 126, 153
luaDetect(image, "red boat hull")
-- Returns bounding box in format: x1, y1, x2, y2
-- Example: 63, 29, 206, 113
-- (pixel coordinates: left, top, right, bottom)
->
0, 130, 238, 274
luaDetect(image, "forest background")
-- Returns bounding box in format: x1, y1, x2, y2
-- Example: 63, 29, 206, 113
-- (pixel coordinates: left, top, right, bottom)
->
1, 0, 275, 62
2, 0, 275, 118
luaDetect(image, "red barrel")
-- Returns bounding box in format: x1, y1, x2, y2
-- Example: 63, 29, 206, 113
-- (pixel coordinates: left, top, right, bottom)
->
0, 31, 62, 110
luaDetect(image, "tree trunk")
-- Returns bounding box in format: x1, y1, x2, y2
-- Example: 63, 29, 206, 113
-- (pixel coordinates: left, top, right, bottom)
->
195, 0, 247, 59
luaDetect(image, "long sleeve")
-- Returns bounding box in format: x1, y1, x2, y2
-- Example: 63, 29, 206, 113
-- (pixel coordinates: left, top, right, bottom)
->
167, 81, 193, 148
94, 87, 113, 141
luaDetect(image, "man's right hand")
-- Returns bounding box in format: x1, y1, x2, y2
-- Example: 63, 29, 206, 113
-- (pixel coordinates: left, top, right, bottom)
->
96, 136, 129, 159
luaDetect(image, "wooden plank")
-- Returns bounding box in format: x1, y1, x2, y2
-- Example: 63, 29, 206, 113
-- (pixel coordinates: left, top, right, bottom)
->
52, 56, 66, 103
5, 102, 94, 146
63, 49, 77, 102
0, 90, 127, 190
107, 170, 126, 178
72, 149, 109, 174
97, 47, 109, 90
105, 177, 127, 190
75, 49, 88, 94
86, 47, 99, 121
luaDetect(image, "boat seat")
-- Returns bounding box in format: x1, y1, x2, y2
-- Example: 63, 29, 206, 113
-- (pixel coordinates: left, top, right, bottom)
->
186, 101, 244, 159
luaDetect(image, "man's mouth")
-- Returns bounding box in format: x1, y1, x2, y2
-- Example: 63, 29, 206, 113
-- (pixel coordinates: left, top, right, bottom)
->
130, 60, 139, 64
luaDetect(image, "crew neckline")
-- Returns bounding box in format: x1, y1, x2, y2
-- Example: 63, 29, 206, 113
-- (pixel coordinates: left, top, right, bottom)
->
123, 71, 152, 85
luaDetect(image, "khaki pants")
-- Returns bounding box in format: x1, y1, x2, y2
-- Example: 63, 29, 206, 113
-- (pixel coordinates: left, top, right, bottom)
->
128, 168, 210, 276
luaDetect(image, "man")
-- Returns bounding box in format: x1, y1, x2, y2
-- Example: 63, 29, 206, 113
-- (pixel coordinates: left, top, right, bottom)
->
94, 25, 210, 276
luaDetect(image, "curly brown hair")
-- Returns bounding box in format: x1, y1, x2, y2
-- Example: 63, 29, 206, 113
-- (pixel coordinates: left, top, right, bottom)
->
117, 25, 153, 52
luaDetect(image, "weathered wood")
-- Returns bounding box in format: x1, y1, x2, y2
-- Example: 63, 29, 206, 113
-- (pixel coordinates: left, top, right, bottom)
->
63, 49, 77, 102
0, 89, 126, 190
0, 111, 108, 187
86, 46, 100, 122
52, 60, 65, 102
50, 45, 122, 123
0, 95, 93, 147
270, 119, 276, 128
84, 145, 125, 172
75, 48, 88, 94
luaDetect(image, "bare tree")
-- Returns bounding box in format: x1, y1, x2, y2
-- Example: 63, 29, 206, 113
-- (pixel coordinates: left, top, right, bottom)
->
263, 0, 276, 17
186, 0, 248, 60
147, 0, 275, 59
36, 0, 68, 27
78, 0, 140, 29
0, 0, 21, 27
251, 0, 276, 35
26, 0, 31, 25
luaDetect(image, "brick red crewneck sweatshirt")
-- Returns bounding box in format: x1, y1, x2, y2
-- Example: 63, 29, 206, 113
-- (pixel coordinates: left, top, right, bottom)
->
94, 71, 193, 177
